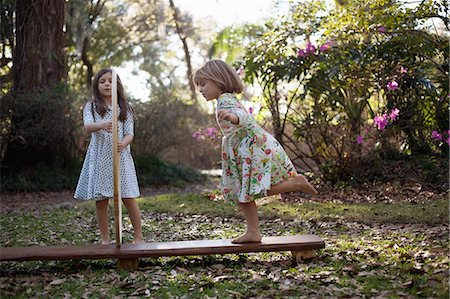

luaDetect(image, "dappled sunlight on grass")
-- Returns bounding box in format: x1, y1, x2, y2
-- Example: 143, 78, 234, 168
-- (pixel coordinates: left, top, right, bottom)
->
140, 193, 448, 225
1, 192, 448, 298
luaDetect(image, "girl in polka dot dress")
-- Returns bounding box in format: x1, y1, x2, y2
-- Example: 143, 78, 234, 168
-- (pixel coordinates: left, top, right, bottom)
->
74, 69, 144, 245
193, 60, 318, 244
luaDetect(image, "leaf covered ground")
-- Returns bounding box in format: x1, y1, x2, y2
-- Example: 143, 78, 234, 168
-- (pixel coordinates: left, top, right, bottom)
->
0, 180, 448, 298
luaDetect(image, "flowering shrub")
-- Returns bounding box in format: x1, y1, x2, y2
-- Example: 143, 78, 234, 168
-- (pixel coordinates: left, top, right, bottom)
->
356, 108, 400, 147
297, 41, 332, 58
386, 81, 399, 91
431, 130, 450, 146
192, 126, 221, 149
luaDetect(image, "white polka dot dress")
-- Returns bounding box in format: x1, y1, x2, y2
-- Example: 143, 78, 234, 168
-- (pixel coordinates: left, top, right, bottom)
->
74, 102, 140, 200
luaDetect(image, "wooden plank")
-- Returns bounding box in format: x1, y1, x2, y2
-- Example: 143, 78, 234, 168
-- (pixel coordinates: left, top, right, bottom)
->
111, 69, 122, 248
0, 235, 324, 262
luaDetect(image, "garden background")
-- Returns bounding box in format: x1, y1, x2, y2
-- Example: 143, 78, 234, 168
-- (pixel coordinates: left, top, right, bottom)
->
0, 0, 448, 297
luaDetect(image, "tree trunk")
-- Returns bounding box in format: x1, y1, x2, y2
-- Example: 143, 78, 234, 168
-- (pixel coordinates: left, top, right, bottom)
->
271, 86, 283, 145
81, 36, 94, 89
4, 0, 71, 168
14, 0, 66, 91
168, 0, 197, 103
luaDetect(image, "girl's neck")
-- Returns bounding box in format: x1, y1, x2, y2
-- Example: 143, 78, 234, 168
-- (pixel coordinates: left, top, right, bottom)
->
101, 96, 112, 107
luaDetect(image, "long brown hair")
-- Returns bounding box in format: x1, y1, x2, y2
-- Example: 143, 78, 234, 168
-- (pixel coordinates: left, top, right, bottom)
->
91, 68, 131, 122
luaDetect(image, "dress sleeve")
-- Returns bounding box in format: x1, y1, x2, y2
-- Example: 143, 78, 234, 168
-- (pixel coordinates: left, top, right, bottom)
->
218, 95, 251, 127
83, 102, 94, 126
123, 107, 134, 136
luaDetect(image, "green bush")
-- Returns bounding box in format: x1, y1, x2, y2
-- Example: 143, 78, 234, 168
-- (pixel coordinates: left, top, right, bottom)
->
1, 84, 79, 168
135, 155, 206, 187
0, 162, 81, 193
242, 0, 448, 184
0, 156, 206, 193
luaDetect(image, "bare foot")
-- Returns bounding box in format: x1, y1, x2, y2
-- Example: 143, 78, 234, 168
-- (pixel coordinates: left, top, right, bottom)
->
101, 240, 111, 245
232, 231, 262, 244
295, 175, 318, 195
132, 238, 145, 244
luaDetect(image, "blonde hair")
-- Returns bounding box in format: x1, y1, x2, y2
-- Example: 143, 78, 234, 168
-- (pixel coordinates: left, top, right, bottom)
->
193, 60, 243, 94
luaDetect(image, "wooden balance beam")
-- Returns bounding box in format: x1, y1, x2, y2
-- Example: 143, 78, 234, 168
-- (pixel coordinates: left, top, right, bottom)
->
0, 234, 324, 269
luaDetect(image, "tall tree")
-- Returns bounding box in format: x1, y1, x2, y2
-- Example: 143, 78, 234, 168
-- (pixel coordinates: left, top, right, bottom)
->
168, 0, 197, 102
13, 0, 66, 91
66, 0, 105, 89
2, 0, 76, 168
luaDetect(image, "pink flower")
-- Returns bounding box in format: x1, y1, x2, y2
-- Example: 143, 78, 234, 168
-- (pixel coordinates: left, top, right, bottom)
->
264, 149, 271, 155
192, 131, 202, 141
400, 66, 408, 74
447, 137, 450, 146
387, 81, 399, 91
204, 127, 218, 137
374, 115, 388, 131
297, 49, 307, 58
305, 42, 316, 55
431, 131, 442, 140
319, 42, 331, 52
356, 135, 364, 144
378, 26, 387, 34
389, 108, 399, 121
298, 42, 316, 58
248, 107, 253, 114
237, 65, 244, 76
246, 157, 252, 164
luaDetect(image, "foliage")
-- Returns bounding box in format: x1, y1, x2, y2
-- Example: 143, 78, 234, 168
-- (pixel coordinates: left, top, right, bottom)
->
0, 154, 205, 193
0, 84, 79, 168
132, 98, 193, 156
0, 0, 14, 91
0, 162, 82, 193
243, 0, 449, 183
135, 155, 206, 187
66, 0, 139, 91
319, 0, 449, 154
209, 24, 265, 63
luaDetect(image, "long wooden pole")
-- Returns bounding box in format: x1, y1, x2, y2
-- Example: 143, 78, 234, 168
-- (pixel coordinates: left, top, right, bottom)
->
111, 69, 122, 248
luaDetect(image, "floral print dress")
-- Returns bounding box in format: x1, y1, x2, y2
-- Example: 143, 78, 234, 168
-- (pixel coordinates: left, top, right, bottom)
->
217, 93, 297, 203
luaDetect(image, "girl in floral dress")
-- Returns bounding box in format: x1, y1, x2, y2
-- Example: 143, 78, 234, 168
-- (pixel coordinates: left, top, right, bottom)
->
193, 60, 318, 244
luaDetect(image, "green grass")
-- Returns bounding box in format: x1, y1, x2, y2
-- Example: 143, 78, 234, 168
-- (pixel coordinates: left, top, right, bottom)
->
138, 193, 448, 225
138, 193, 238, 217
0, 193, 448, 298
